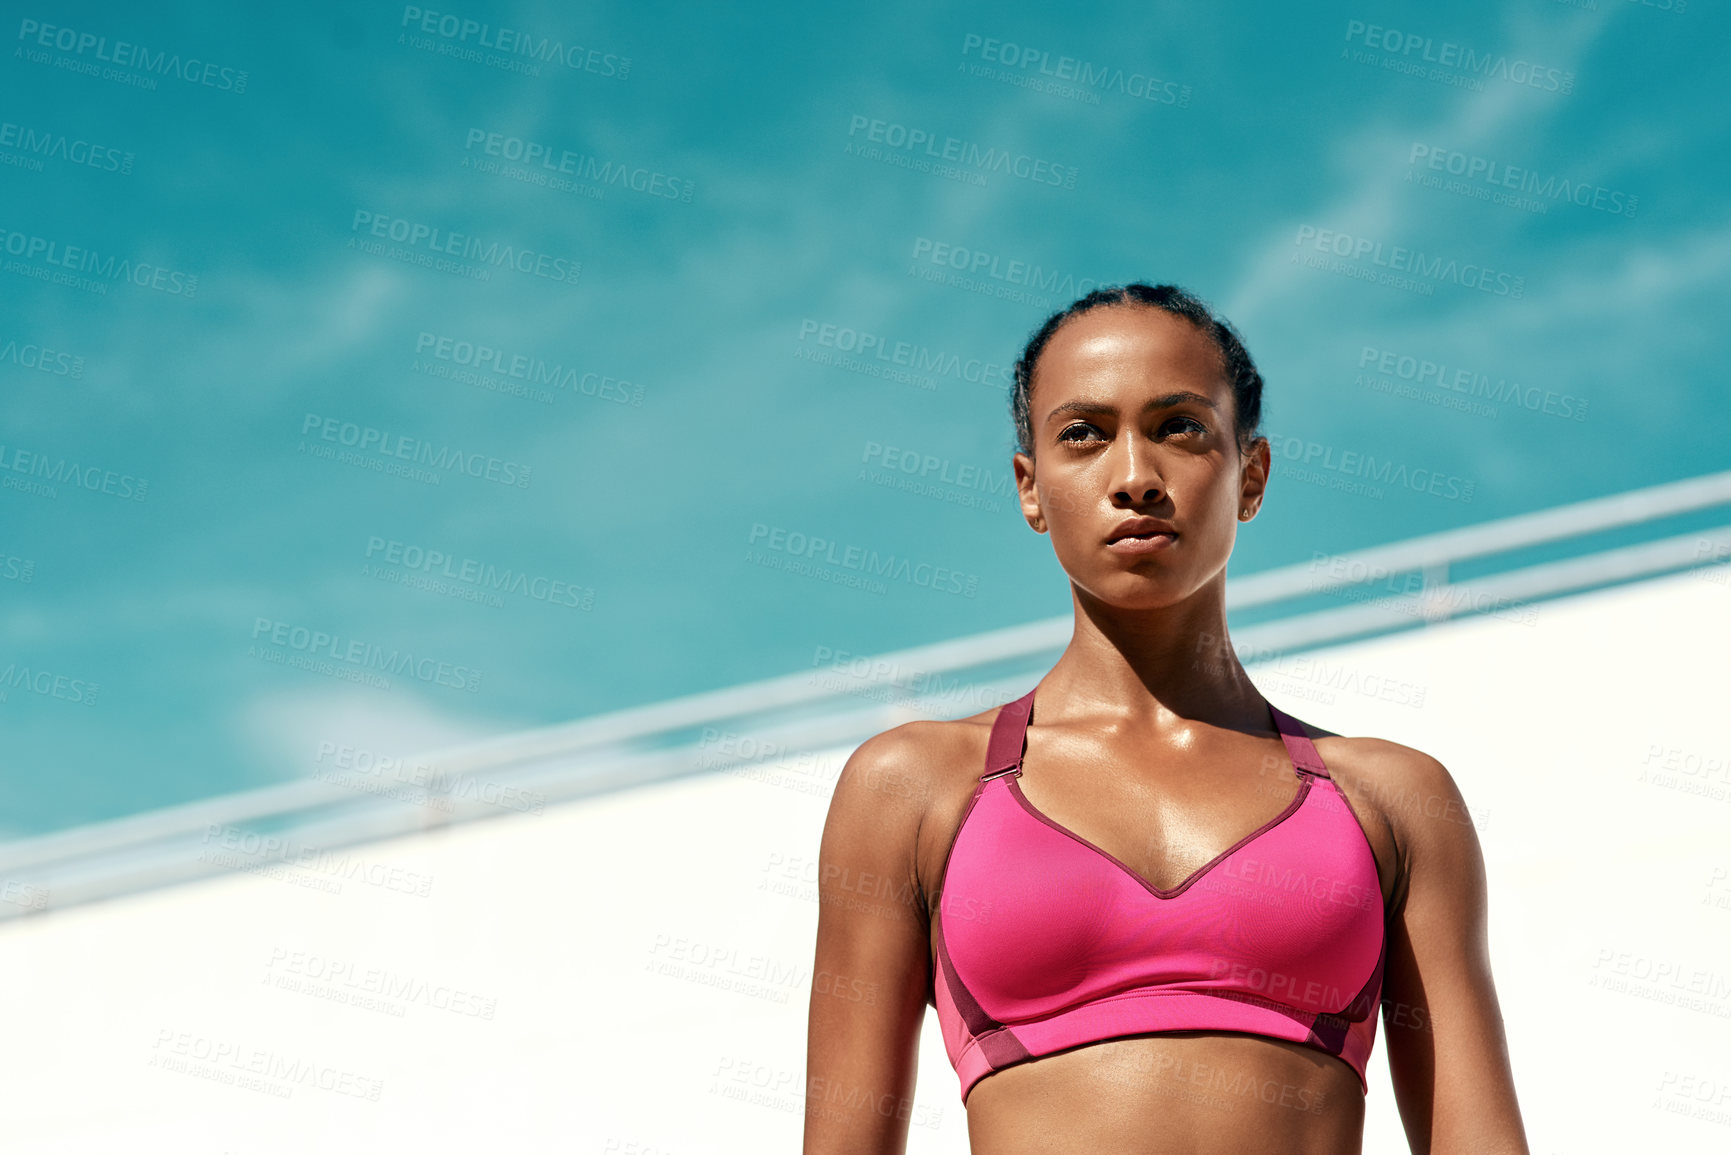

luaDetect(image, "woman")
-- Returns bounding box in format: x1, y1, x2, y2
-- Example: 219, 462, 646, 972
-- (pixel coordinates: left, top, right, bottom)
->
803, 283, 1529, 1154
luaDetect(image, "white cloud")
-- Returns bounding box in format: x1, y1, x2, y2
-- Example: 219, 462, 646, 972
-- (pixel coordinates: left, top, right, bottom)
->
235, 682, 506, 781
1225, 7, 1616, 328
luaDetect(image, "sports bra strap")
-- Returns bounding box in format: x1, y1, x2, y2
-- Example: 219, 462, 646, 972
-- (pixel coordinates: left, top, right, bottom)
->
982, 686, 1331, 781
1267, 702, 1331, 779
981, 688, 1036, 780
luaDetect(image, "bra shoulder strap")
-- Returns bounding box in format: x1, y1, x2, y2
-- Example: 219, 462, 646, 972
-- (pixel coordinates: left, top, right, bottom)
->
981, 691, 1330, 780
981, 688, 1036, 780
1267, 701, 1332, 779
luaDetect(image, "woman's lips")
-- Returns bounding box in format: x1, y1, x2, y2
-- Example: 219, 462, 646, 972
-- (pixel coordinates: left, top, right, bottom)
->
1105, 532, 1176, 556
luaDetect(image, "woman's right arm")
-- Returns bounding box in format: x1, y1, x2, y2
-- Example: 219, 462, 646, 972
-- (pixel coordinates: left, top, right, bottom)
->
803, 726, 939, 1155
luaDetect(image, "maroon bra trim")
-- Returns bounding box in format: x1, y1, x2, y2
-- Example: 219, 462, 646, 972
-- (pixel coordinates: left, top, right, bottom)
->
934, 909, 1032, 1066
933, 680, 1380, 1080
1308, 934, 1388, 1055
927, 682, 1382, 1087
1005, 774, 1313, 900
970, 683, 1336, 898
981, 689, 1036, 778
934, 913, 998, 1037
1268, 702, 1331, 778
980, 684, 1334, 782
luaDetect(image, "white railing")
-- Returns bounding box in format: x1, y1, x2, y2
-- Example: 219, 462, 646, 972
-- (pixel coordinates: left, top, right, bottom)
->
4, 469, 1729, 920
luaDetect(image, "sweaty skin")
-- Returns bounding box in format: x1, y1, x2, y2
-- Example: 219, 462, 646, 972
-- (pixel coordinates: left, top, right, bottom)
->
804, 303, 1529, 1155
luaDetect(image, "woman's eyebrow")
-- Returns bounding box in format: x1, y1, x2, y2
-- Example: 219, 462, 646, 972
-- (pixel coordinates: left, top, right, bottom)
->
1045, 391, 1219, 421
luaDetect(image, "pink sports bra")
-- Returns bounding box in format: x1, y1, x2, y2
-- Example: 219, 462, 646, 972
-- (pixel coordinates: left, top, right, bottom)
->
931, 684, 1387, 1104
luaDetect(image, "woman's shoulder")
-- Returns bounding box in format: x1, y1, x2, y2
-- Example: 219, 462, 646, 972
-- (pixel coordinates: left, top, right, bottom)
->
827, 704, 1017, 896
1302, 723, 1477, 824
1296, 723, 1488, 899
836, 701, 1009, 803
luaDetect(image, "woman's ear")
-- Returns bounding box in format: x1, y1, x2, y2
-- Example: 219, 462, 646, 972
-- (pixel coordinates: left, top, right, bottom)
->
1014, 451, 1045, 533
1238, 435, 1271, 519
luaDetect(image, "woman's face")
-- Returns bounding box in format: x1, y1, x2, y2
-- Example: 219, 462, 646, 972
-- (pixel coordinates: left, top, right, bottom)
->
1013, 304, 1270, 610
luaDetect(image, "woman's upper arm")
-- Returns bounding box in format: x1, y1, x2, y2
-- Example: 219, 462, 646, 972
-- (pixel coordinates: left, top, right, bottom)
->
803, 725, 939, 1155
1380, 748, 1530, 1155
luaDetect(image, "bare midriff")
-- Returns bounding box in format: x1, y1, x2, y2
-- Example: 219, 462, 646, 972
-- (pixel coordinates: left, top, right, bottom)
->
962, 1032, 1365, 1155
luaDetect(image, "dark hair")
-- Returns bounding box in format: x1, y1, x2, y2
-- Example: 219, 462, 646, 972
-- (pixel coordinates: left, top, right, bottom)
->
1011, 282, 1264, 458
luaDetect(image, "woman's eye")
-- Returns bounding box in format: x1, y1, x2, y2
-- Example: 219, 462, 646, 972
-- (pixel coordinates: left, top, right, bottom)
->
1058, 417, 1204, 443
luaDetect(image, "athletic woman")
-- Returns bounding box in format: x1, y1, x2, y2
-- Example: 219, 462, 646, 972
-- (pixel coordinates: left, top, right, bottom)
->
803, 284, 1528, 1154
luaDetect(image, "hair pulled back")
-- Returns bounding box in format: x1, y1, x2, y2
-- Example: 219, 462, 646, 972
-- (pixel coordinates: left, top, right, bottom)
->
1011, 283, 1264, 458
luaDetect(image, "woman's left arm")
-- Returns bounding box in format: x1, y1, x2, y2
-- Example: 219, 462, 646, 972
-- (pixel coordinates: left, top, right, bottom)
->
1378, 749, 1530, 1155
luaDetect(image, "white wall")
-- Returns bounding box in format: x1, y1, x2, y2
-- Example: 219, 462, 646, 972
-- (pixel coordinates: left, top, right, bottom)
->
3, 566, 1729, 1153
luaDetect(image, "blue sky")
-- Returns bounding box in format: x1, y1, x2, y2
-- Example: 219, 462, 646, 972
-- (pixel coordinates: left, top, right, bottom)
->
2, 0, 1727, 836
